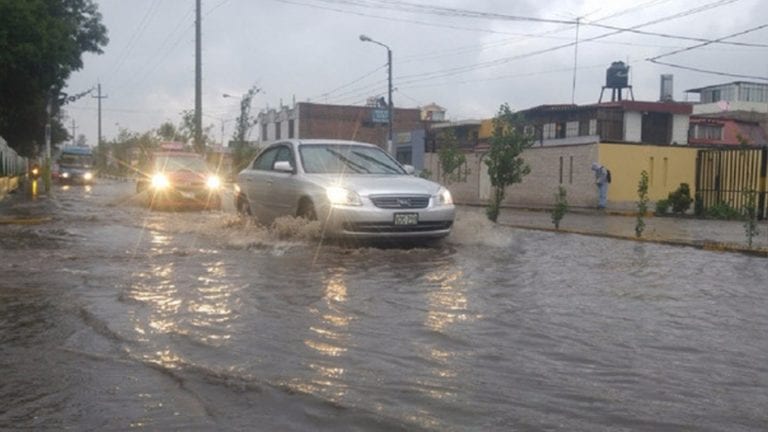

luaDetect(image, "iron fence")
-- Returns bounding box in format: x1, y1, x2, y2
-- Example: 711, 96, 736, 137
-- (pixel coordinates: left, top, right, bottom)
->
695, 147, 768, 220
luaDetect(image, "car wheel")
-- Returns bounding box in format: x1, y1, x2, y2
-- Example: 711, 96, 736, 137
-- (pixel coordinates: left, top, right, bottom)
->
297, 198, 317, 221
208, 194, 222, 211
236, 194, 251, 216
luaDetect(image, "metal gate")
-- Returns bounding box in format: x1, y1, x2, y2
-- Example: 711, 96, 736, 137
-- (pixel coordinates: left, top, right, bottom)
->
695, 147, 768, 220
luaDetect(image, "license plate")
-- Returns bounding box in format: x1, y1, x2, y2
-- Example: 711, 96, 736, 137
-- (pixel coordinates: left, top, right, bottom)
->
394, 213, 418, 225
180, 191, 195, 199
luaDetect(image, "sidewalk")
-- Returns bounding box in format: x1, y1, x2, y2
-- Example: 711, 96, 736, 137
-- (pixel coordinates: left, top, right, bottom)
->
0, 180, 56, 224
460, 205, 768, 257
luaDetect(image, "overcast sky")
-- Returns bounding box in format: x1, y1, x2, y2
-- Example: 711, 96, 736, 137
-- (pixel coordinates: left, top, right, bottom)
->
64, 0, 768, 147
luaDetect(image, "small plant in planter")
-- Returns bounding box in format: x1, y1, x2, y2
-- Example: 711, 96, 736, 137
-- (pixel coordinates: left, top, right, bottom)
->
743, 189, 760, 249
551, 186, 568, 230
655, 198, 670, 216
636, 170, 649, 238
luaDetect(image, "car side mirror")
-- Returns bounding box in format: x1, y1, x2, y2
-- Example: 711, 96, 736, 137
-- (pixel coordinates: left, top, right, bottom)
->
274, 161, 294, 173
403, 164, 415, 175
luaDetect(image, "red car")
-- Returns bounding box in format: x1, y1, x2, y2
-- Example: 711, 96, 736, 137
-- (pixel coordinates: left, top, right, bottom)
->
136, 151, 222, 210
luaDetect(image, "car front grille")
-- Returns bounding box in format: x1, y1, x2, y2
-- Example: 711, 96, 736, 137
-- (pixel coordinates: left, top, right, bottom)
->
342, 221, 452, 233
370, 195, 430, 209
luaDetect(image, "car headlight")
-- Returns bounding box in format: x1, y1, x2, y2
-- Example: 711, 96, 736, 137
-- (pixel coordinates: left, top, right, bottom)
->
31, 168, 39, 175
326, 186, 362, 206
436, 187, 453, 206
151, 173, 170, 189
206, 175, 221, 189
61, 172, 70, 178
83, 172, 93, 180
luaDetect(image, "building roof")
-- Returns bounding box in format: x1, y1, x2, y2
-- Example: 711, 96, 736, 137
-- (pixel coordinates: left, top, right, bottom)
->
522, 100, 692, 115
685, 81, 768, 93
429, 119, 483, 129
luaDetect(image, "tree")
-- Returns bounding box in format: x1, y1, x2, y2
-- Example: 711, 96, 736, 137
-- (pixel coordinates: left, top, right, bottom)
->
436, 129, 468, 184
179, 109, 213, 153
484, 103, 534, 222
75, 134, 87, 147
231, 85, 261, 174
0, 0, 108, 156
156, 122, 183, 143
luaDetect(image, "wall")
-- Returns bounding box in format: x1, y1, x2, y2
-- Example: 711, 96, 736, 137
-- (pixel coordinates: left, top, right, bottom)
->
425, 142, 600, 208
598, 143, 698, 208
424, 141, 699, 210
693, 101, 768, 115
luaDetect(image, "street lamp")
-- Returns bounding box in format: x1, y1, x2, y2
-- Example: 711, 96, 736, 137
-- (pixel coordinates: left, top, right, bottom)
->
359, 34, 393, 155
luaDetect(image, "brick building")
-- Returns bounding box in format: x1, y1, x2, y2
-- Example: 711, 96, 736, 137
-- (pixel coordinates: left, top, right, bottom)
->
256, 102, 423, 149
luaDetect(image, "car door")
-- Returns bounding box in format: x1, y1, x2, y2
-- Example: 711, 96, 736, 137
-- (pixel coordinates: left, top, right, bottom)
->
262, 145, 301, 220
241, 147, 279, 221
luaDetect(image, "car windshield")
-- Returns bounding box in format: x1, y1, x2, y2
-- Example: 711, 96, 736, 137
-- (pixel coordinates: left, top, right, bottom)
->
59, 153, 92, 168
300, 144, 405, 175
154, 155, 208, 172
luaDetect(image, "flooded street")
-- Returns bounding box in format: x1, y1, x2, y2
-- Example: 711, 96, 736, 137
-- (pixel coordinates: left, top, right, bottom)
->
2, 181, 767, 431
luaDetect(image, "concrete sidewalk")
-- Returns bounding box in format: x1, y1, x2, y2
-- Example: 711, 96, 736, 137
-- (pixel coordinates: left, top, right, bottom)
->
460, 205, 768, 256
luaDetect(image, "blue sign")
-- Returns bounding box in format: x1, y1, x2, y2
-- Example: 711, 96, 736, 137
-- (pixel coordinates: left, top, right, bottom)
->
372, 109, 389, 124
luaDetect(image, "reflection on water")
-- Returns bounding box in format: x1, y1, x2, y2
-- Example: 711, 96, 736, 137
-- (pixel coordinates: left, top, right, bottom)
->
5, 182, 768, 432
425, 268, 469, 332
298, 268, 351, 401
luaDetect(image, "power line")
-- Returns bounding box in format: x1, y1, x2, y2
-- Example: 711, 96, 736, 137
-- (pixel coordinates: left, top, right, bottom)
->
392, 0, 761, 86
306, 0, 766, 47
646, 60, 768, 81
648, 23, 768, 61
309, 63, 387, 101
105, 0, 162, 79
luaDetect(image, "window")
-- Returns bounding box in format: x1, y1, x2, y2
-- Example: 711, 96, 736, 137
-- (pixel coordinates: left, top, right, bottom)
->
288, 119, 295, 139
396, 148, 412, 165
252, 147, 279, 170
261, 123, 268, 141
275, 122, 281, 140
578, 120, 590, 136
695, 124, 723, 140
274, 146, 294, 170
555, 122, 566, 139
558, 156, 563, 184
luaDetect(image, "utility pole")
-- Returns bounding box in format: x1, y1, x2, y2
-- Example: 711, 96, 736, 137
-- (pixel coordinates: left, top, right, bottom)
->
71, 119, 77, 144
571, 17, 580, 105
194, 0, 203, 153
93, 83, 107, 172
387, 48, 393, 155
92, 83, 107, 148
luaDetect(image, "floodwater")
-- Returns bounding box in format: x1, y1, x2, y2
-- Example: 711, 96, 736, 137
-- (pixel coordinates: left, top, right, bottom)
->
1, 181, 767, 431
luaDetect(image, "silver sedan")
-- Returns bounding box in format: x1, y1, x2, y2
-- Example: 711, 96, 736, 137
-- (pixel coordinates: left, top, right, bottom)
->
235, 139, 455, 240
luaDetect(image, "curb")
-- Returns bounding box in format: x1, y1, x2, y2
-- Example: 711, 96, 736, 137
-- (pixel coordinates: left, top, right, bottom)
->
0, 216, 53, 225
501, 223, 768, 258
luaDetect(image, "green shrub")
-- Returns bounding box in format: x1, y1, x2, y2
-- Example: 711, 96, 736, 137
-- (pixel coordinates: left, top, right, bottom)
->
668, 183, 693, 214
706, 201, 741, 220
655, 198, 670, 216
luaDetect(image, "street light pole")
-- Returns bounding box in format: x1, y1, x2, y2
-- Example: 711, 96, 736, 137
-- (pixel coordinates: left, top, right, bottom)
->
360, 34, 393, 155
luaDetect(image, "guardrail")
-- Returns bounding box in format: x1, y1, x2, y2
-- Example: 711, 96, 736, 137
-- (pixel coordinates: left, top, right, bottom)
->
0, 136, 28, 177
1, 136, 29, 199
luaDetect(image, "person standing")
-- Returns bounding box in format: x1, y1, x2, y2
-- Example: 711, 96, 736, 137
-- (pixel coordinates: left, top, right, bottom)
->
591, 162, 609, 209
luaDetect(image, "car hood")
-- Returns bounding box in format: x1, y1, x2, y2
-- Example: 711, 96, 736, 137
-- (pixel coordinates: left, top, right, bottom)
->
305, 174, 443, 196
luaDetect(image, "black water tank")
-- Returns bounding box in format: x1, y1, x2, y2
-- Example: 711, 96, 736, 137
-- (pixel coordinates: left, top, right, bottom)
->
606, 61, 629, 88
